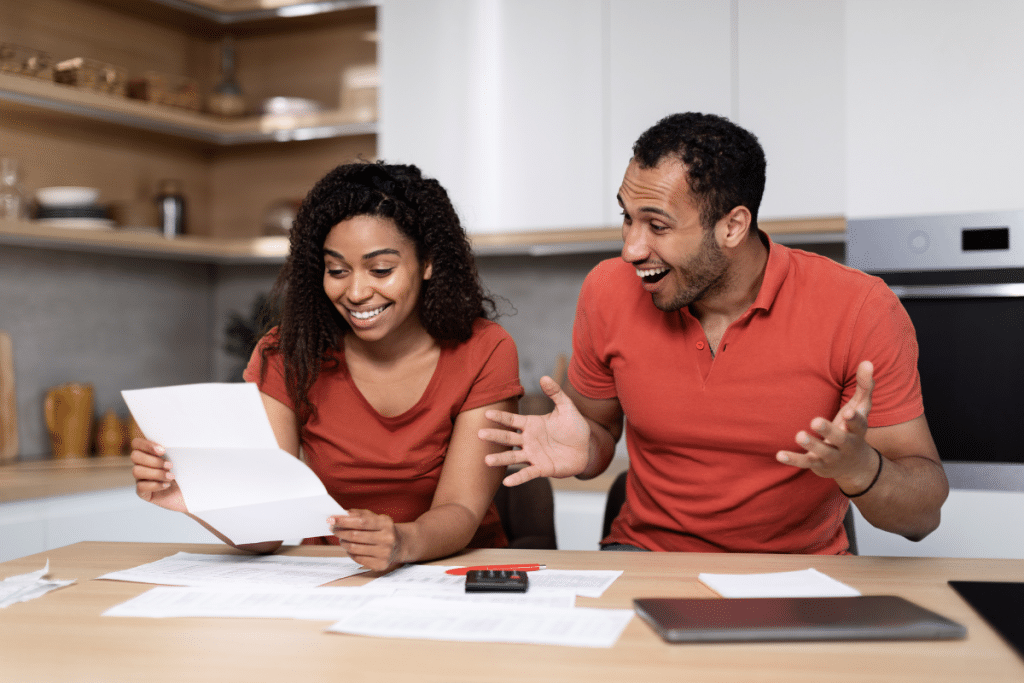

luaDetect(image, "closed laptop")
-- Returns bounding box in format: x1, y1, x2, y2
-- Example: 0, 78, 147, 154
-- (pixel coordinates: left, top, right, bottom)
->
634, 595, 966, 643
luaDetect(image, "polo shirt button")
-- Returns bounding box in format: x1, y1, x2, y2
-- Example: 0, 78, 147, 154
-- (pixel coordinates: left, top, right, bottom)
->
696, 341, 705, 350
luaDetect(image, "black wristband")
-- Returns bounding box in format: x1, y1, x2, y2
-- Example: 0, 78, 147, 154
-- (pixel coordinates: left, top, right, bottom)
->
840, 447, 884, 498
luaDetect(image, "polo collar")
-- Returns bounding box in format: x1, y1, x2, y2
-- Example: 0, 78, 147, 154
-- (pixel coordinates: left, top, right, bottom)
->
750, 232, 790, 313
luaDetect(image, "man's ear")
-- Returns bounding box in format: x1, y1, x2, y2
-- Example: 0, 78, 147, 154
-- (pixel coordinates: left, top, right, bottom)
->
717, 206, 752, 248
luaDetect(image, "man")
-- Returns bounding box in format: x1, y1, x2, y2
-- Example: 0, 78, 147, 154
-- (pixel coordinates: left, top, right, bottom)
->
480, 112, 948, 554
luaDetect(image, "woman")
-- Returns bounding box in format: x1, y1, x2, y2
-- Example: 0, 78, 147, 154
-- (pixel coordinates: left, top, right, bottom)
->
131, 162, 523, 570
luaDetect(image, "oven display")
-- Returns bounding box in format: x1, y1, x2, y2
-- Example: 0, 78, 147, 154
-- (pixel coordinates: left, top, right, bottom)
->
962, 226, 1010, 252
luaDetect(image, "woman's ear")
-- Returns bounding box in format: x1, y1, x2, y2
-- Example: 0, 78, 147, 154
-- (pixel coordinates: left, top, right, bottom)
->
423, 260, 433, 280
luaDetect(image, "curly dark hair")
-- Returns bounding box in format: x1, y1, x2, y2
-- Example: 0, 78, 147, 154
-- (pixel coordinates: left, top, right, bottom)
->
262, 161, 496, 423
632, 112, 766, 232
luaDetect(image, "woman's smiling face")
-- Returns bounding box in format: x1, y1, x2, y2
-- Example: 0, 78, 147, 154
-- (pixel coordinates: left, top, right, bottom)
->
322, 214, 432, 345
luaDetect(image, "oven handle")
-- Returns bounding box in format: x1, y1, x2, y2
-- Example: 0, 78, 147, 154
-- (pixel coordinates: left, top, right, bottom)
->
889, 283, 1024, 298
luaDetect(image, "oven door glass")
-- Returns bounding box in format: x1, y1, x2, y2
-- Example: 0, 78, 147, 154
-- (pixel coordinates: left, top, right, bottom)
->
900, 293, 1024, 466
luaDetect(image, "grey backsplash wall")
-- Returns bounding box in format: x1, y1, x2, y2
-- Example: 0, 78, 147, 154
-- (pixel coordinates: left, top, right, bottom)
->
1, 240, 843, 458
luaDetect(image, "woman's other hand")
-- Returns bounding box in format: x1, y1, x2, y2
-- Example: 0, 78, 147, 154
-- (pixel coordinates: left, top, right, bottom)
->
329, 509, 404, 571
130, 437, 186, 513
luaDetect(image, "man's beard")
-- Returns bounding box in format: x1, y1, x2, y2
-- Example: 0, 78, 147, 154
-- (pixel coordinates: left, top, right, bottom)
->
653, 227, 729, 312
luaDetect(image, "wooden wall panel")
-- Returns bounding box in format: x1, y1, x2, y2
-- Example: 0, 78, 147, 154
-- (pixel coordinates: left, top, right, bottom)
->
208, 134, 375, 238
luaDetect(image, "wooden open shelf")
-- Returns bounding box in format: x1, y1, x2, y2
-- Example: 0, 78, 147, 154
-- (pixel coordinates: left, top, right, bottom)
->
0, 72, 375, 145
0, 219, 289, 264
2, 216, 845, 264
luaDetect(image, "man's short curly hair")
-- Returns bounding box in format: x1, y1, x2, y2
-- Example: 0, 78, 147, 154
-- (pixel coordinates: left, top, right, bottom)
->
632, 112, 766, 231
264, 161, 495, 422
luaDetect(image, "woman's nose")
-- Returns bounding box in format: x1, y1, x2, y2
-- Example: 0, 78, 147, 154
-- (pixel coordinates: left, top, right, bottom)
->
347, 272, 374, 302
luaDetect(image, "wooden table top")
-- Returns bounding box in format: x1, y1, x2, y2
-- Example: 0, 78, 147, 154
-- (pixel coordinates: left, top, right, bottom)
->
1, 542, 1022, 683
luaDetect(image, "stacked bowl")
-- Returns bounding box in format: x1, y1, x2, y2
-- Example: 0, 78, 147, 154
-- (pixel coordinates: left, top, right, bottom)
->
34, 186, 112, 229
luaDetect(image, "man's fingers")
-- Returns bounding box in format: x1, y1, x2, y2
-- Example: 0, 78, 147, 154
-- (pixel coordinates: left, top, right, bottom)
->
478, 426, 523, 447
502, 465, 542, 487
485, 450, 525, 468
484, 409, 524, 429
777, 449, 812, 468
850, 360, 875, 416
539, 375, 563, 398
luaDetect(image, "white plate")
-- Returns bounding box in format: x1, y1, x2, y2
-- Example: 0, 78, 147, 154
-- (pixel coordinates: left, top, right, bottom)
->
35, 218, 114, 230
35, 186, 100, 207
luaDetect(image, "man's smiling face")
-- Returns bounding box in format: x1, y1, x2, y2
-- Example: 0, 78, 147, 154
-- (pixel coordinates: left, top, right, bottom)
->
618, 157, 729, 312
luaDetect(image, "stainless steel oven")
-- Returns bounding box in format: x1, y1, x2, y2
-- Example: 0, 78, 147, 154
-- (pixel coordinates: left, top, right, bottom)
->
847, 210, 1024, 492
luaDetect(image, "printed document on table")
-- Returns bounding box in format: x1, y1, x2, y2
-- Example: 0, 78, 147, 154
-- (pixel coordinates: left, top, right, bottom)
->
104, 585, 395, 620
368, 564, 622, 598
98, 552, 366, 588
326, 596, 635, 648
122, 382, 345, 544
102, 584, 573, 619
698, 568, 861, 598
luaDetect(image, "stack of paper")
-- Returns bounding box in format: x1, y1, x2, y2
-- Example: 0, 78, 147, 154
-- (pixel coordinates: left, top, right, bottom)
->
101, 554, 634, 648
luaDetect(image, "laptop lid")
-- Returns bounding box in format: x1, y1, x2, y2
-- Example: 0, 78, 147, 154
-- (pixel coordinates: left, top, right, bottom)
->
634, 595, 966, 643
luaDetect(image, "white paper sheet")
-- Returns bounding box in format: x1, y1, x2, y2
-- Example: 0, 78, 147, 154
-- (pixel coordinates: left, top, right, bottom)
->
392, 588, 577, 609
365, 564, 622, 599
0, 561, 76, 608
102, 584, 574, 620
97, 551, 367, 587
326, 596, 635, 648
697, 568, 861, 598
122, 382, 345, 544
103, 585, 395, 619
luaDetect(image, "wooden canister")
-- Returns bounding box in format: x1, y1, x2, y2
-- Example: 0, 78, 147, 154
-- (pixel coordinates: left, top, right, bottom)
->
44, 383, 94, 459
0, 331, 17, 463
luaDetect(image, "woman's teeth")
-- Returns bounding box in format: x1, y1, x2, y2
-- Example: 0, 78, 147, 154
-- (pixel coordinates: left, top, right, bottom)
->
350, 305, 387, 320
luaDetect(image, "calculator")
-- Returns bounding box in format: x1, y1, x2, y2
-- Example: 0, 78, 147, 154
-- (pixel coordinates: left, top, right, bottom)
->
464, 569, 530, 593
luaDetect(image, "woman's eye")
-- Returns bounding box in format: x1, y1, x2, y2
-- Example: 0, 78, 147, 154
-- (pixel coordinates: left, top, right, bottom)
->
326, 268, 348, 276
371, 268, 394, 277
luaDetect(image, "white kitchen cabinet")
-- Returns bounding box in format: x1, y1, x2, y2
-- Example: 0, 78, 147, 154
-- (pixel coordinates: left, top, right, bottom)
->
737, 0, 845, 220
381, 0, 847, 236
845, 0, 1024, 218
380, 0, 606, 234
382, 0, 733, 234
0, 488, 216, 563
606, 0, 733, 223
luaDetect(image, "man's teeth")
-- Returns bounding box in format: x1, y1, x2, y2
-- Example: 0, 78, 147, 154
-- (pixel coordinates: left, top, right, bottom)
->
636, 267, 669, 278
350, 305, 387, 320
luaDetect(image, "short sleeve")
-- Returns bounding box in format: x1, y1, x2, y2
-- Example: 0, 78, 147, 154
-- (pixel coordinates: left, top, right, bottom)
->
460, 321, 525, 412
845, 281, 924, 427
242, 330, 293, 410
568, 265, 618, 400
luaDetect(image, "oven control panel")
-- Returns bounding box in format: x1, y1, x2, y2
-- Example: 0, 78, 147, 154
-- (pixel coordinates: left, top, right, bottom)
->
847, 210, 1024, 272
